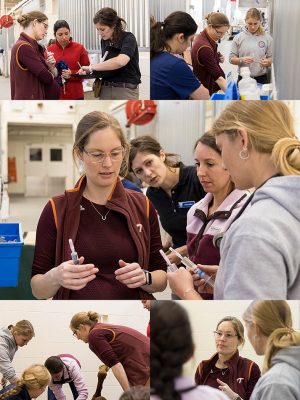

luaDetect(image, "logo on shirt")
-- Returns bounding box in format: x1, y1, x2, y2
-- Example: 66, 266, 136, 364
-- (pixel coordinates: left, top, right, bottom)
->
177, 201, 195, 209
237, 378, 244, 383
80, 205, 85, 211
136, 223, 143, 233
258, 41, 266, 48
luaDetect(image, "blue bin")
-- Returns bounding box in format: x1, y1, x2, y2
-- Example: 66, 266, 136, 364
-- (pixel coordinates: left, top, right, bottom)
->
210, 81, 270, 100
0, 223, 24, 287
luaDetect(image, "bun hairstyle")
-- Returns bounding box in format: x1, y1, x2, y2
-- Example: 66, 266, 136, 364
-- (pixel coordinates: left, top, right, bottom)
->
205, 12, 230, 28
0, 365, 50, 400
151, 11, 198, 59
93, 7, 126, 45
243, 300, 300, 373
70, 311, 101, 331
211, 101, 300, 176
17, 11, 47, 28
151, 301, 194, 400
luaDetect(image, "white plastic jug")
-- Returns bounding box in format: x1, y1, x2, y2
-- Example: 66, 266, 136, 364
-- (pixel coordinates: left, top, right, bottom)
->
238, 67, 260, 100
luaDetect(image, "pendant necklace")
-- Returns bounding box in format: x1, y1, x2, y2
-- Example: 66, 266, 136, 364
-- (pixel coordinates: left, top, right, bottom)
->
89, 200, 111, 221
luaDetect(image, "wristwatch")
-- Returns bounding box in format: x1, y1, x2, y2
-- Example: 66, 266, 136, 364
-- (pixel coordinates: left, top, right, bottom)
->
143, 270, 152, 285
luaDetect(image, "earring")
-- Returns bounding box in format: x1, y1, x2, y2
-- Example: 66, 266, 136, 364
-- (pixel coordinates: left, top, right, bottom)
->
78, 160, 85, 175
239, 148, 249, 160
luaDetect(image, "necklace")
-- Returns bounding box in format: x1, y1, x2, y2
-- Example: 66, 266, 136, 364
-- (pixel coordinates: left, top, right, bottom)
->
88, 200, 111, 221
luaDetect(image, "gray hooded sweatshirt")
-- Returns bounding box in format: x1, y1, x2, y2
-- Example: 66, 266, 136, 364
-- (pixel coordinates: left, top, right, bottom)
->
0, 327, 18, 382
250, 346, 300, 400
215, 176, 300, 299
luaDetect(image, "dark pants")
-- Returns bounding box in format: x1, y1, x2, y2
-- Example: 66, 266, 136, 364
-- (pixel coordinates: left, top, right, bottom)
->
48, 382, 78, 400
237, 74, 269, 84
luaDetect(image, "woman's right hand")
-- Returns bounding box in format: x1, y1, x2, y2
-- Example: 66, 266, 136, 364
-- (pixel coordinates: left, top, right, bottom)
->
54, 257, 99, 290
192, 264, 218, 294
241, 56, 254, 64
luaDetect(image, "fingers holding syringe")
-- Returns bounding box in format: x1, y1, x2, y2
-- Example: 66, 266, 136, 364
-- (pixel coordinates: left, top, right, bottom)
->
115, 260, 146, 288
56, 258, 99, 289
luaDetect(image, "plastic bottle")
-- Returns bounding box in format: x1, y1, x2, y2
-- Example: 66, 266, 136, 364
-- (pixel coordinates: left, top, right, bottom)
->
238, 67, 260, 100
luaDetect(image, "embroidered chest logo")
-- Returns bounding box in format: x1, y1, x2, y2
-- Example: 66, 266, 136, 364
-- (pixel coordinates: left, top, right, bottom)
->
258, 41, 266, 48
80, 205, 85, 211
136, 223, 143, 233
237, 378, 244, 383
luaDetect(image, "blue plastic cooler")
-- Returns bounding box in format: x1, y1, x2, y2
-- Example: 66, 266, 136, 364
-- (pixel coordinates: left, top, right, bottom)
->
0, 223, 24, 287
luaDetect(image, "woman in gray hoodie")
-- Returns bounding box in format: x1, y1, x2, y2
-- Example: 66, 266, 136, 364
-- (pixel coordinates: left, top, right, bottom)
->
0, 321, 35, 388
243, 300, 300, 400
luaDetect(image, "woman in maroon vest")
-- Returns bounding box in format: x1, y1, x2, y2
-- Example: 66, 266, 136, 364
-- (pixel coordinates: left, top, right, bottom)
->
195, 316, 260, 400
10, 11, 60, 100
70, 311, 149, 392
191, 12, 229, 95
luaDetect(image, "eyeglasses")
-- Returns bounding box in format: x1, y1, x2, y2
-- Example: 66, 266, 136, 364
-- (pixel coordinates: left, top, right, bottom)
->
72, 330, 78, 338
213, 331, 238, 339
214, 28, 228, 36
83, 146, 125, 164
39, 22, 49, 29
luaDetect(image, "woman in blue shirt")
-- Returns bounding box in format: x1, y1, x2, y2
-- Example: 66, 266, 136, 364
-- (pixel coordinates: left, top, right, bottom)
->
150, 12, 209, 100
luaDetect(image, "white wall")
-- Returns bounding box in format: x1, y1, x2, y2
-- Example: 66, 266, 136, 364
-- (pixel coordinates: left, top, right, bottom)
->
180, 300, 300, 378
0, 300, 149, 400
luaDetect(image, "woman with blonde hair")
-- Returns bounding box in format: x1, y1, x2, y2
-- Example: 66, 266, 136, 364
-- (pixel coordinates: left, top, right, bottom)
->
243, 300, 300, 399
229, 8, 273, 84
168, 101, 300, 300
70, 311, 149, 392
0, 365, 50, 400
191, 12, 230, 95
0, 321, 35, 388
10, 11, 60, 99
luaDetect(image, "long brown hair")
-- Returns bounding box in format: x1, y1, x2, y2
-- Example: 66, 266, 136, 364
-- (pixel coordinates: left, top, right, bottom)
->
93, 7, 126, 45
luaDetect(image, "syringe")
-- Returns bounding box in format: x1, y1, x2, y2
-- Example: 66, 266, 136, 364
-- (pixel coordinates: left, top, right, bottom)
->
68, 238, 80, 265
159, 249, 179, 272
169, 247, 214, 288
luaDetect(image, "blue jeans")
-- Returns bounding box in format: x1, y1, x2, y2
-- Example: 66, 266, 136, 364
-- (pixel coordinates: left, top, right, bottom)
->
48, 382, 78, 400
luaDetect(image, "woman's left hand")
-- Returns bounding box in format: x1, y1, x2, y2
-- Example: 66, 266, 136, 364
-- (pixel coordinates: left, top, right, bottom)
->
217, 379, 239, 400
260, 58, 270, 67
168, 267, 195, 298
219, 54, 225, 63
61, 68, 72, 79
115, 260, 147, 288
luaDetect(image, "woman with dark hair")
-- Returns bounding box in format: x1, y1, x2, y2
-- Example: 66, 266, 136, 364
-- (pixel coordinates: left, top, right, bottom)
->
243, 300, 300, 399
10, 11, 60, 100
191, 12, 230, 95
47, 20, 90, 99
229, 8, 273, 84
79, 7, 141, 100
129, 135, 206, 265
195, 316, 260, 400
31, 112, 167, 300
150, 12, 209, 100
151, 301, 227, 400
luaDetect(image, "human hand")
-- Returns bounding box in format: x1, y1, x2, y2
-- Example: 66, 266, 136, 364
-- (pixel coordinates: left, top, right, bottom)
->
260, 58, 270, 67
167, 252, 181, 265
193, 264, 218, 294
45, 51, 56, 68
1, 377, 7, 388
217, 379, 239, 400
115, 260, 147, 288
167, 267, 199, 299
78, 68, 88, 75
219, 54, 225, 63
61, 68, 71, 79
54, 257, 98, 290
242, 56, 254, 64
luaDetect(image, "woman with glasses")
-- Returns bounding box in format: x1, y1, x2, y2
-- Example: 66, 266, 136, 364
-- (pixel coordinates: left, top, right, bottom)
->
151, 301, 227, 400
195, 316, 260, 400
70, 311, 149, 392
191, 12, 230, 95
31, 112, 167, 300
150, 11, 209, 100
10, 11, 60, 100
129, 135, 206, 265
243, 300, 300, 400
229, 8, 273, 84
